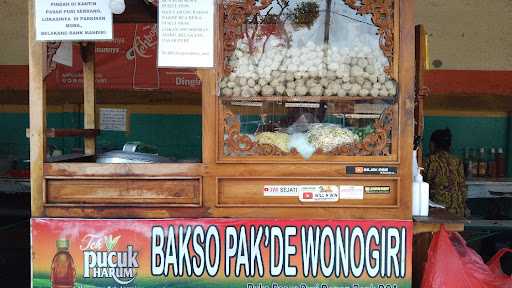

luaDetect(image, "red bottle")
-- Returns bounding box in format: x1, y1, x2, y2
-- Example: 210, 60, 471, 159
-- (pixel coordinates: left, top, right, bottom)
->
51, 239, 76, 288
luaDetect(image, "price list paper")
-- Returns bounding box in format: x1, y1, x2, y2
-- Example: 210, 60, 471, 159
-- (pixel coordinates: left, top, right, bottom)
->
158, 0, 215, 68
99, 108, 127, 131
35, 0, 113, 41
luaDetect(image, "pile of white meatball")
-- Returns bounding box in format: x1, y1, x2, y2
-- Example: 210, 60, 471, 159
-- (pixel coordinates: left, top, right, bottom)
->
220, 41, 397, 98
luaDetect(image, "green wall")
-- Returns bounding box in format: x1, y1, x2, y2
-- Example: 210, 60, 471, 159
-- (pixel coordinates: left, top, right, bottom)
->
423, 115, 511, 176
0, 112, 202, 163
0, 113, 30, 160
0, 112, 510, 175
96, 114, 202, 162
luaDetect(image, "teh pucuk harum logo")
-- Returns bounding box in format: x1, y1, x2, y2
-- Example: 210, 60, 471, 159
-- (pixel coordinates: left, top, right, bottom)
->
81, 234, 139, 285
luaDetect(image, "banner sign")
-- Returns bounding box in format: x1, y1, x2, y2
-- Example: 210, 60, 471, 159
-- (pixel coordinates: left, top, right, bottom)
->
46, 23, 202, 91
32, 218, 412, 288
35, 0, 113, 41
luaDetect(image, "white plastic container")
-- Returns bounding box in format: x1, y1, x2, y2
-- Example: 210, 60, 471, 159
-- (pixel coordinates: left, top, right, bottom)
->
412, 150, 430, 216
412, 150, 421, 216
412, 180, 421, 216
419, 177, 430, 216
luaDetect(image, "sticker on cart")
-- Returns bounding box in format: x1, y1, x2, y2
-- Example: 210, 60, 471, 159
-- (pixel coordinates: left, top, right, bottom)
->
339, 185, 364, 200
299, 185, 339, 202
263, 185, 300, 197
365, 186, 391, 194
346, 166, 398, 175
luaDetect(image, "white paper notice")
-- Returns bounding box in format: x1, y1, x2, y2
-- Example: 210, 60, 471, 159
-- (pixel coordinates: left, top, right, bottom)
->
99, 108, 127, 131
158, 0, 215, 68
35, 0, 113, 41
339, 185, 364, 200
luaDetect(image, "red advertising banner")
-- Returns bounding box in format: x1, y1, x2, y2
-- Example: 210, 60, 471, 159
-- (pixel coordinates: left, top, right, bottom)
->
32, 218, 412, 288
46, 24, 201, 92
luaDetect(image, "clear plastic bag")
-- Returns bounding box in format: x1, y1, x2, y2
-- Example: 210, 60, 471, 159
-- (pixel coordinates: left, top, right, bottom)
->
286, 112, 319, 134
306, 123, 358, 152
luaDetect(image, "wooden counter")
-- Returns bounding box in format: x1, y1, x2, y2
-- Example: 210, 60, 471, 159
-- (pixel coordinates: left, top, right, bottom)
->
413, 208, 466, 234
466, 178, 512, 199
464, 219, 512, 231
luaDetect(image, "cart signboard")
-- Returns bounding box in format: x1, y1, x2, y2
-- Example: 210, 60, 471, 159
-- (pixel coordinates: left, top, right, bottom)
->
32, 218, 412, 287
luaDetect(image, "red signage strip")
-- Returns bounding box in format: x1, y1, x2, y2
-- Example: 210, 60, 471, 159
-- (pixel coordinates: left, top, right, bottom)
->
0, 24, 201, 92
48, 23, 201, 92
0, 65, 29, 91
425, 70, 512, 96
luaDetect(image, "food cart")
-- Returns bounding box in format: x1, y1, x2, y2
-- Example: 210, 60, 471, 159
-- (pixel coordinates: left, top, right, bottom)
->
29, 0, 416, 287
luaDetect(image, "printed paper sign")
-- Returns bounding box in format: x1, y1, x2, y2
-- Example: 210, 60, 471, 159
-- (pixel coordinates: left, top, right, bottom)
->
263, 185, 300, 197
339, 185, 365, 200
32, 218, 413, 287
299, 185, 339, 202
158, 0, 215, 67
99, 108, 127, 131
35, 0, 113, 41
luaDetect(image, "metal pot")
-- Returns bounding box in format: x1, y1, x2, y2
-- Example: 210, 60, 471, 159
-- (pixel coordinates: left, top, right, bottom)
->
96, 142, 172, 164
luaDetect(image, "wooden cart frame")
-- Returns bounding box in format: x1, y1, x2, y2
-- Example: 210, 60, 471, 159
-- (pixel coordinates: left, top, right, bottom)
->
29, 0, 415, 220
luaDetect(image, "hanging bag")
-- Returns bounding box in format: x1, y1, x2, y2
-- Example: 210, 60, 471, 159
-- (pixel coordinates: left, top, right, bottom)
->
421, 225, 512, 288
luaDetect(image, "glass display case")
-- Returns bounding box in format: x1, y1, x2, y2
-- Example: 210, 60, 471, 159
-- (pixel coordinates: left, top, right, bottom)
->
219, 0, 399, 162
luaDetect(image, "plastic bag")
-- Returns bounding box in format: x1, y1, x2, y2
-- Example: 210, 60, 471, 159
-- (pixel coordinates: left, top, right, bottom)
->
306, 123, 358, 152
286, 113, 319, 134
421, 225, 512, 288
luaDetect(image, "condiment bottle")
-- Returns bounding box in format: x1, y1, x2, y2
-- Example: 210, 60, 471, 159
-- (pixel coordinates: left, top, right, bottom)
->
477, 147, 488, 177
496, 148, 505, 178
463, 147, 473, 178
470, 148, 479, 177
487, 147, 497, 178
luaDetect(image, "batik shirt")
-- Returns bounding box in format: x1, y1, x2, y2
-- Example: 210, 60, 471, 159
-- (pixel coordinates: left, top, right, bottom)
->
424, 151, 467, 217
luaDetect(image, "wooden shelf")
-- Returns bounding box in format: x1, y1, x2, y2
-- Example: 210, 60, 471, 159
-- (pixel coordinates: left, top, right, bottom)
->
26, 128, 100, 139
221, 96, 395, 103
47, 129, 100, 138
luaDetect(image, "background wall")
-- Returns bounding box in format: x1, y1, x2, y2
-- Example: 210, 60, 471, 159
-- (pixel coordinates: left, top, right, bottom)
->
0, 0, 28, 65
1, 0, 511, 68
0, 109, 202, 162
415, 0, 512, 70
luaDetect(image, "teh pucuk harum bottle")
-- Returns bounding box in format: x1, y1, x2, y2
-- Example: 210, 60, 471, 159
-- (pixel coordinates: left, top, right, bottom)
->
51, 239, 76, 288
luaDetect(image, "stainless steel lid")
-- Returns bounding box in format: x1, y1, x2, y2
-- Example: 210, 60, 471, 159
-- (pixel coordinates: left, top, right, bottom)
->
96, 142, 172, 163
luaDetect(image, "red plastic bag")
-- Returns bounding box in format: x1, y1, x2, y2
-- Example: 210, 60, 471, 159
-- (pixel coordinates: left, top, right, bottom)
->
421, 225, 512, 288
488, 248, 512, 279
